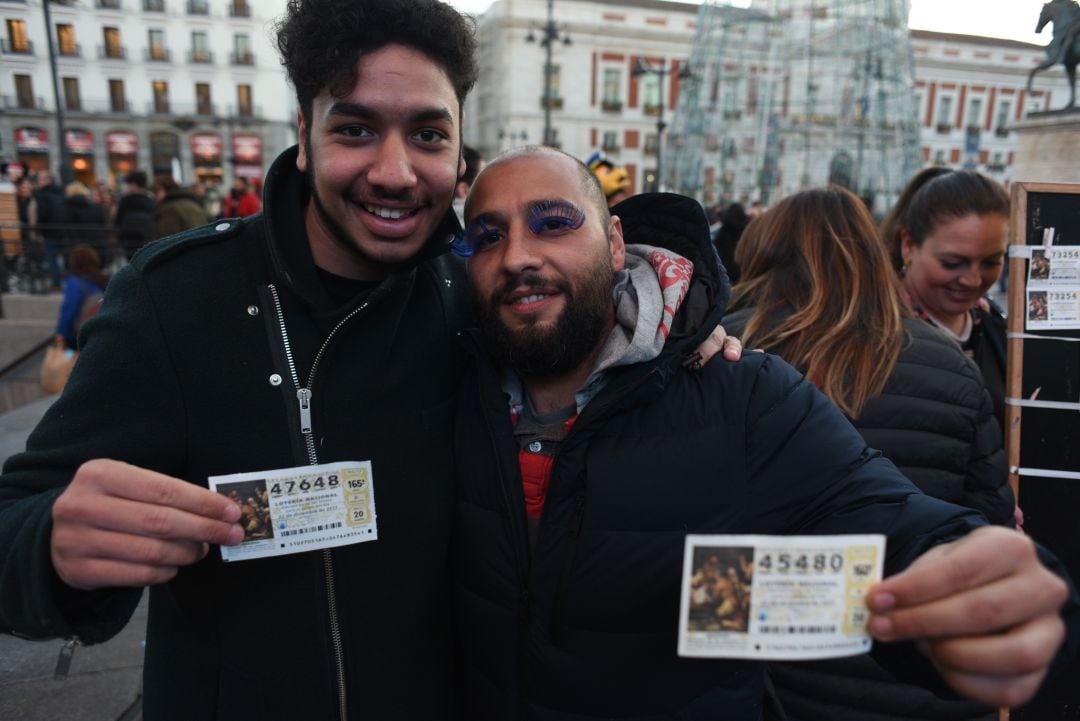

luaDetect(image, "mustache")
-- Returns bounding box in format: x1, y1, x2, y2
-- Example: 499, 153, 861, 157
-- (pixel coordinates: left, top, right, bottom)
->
492, 274, 568, 304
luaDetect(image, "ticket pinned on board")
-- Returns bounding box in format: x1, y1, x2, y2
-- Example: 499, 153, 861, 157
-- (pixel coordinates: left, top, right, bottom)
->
209, 461, 377, 562
678, 534, 885, 660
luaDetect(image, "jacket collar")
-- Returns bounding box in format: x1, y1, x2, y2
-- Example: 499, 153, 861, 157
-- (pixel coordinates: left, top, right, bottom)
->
610, 193, 731, 353
260, 145, 463, 311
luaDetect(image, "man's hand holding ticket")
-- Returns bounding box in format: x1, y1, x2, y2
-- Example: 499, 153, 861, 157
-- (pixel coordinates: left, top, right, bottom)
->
866, 525, 1069, 708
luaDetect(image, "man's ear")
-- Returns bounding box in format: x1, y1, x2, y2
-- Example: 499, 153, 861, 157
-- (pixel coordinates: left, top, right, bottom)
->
296, 105, 308, 173
609, 215, 626, 272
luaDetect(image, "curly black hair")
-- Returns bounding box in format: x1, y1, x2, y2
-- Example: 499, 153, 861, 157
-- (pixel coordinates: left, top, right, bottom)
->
276, 0, 478, 123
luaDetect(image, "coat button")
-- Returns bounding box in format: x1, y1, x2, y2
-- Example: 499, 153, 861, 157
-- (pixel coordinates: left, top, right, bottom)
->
247, 305, 259, 316
269, 374, 282, 386
215, 222, 231, 232
528, 441, 542, 453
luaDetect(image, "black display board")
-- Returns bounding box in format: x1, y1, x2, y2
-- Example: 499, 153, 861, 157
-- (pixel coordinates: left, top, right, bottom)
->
1008, 182, 1080, 721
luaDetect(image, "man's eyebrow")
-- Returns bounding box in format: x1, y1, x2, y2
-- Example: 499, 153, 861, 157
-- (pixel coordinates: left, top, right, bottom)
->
325, 102, 454, 125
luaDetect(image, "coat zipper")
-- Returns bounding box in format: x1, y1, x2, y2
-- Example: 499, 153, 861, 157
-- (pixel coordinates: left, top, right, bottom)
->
267, 284, 370, 721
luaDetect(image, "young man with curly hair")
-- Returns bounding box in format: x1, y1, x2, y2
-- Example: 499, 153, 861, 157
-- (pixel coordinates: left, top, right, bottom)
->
0, 0, 482, 718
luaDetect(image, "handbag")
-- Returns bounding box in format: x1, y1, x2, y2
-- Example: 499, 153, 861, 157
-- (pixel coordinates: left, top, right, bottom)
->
40, 337, 78, 394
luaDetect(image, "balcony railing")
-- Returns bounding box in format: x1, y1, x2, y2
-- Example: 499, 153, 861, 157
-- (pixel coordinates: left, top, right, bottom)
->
643, 103, 663, 117
187, 0, 208, 14
539, 96, 563, 110
229, 103, 263, 119
601, 141, 620, 152
935, 122, 952, 134
229, 51, 254, 65
97, 0, 122, 8
57, 43, 81, 57
147, 100, 171, 115
145, 47, 171, 62
143, 0, 165, 10
1, 39, 34, 55
98, 45, 128, 60
229, 2, 250, 17
2, 95, 46, 111
601, 99, 622, 113
188, 49, 213, 64
995, 126, 1009, 138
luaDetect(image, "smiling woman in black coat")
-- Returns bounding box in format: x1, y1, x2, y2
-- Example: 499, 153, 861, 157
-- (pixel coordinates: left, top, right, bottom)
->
722, 186, 1013, 721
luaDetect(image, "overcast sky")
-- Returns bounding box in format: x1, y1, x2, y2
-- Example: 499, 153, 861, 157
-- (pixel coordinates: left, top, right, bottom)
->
445, 0, 1055, 46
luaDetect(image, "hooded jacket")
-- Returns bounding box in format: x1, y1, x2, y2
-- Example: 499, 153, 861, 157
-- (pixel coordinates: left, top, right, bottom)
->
0, 146, 471, 721
452, 193, 987, 721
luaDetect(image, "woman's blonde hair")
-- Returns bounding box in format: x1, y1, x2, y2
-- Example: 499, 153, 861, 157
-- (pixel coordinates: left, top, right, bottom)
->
729, 186, 906, 418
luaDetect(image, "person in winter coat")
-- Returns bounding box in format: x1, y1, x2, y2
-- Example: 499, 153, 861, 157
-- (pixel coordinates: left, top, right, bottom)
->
62, 182, 108, 251
881, 168, 1009, 438
32, 170, 68, 288
221, 177, 262, 218
151, 176, 208, 239
113, 170, 156, 259
451, 146, 1075, 721
722, 186, 1013, 721
712, 201, 749, 284
55, 243, 107, 349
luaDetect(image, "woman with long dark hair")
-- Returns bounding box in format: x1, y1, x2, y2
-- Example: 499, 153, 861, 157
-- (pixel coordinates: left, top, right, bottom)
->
723, 186, 1010, 720
881, 168, 1010, 434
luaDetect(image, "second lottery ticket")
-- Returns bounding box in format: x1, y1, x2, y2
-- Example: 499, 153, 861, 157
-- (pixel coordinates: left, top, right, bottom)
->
677, 534, 885, 660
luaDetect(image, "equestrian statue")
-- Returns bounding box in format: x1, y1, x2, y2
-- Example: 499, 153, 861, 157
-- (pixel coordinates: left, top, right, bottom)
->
1028, 0, 1080, 110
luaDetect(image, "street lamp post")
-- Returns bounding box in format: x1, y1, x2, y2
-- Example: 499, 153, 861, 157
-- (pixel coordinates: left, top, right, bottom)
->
528, 0, 570, 147
41, 0, 74, 184
632, 59, 690, 192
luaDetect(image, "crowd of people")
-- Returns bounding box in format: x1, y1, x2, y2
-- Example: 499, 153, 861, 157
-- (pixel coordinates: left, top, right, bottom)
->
2, 168, 262, 294
0, 0, 1076, 720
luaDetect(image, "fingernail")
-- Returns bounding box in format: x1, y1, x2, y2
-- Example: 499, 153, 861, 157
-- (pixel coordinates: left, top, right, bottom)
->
222, 503, 241, 523
866, 591, 895, 612
225, 524, 245, 546
869, 616, 892, 638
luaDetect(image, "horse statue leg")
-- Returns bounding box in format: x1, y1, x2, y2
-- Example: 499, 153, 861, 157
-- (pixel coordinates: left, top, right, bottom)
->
1028, 56, 1058, 93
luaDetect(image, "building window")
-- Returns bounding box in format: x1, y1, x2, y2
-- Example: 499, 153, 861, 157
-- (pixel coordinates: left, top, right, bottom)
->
103, 27, 125, 59
144, 0, 166, 11
109, 79, 127, 112
4, 19, 32, 54
56, 24, 78, 57
196, 82, 212, 115
147, 29, 168, 61
62, 77, 81, 110
229, 0, 250, 17
190, 30, 211, 63
232, 33, 252, 65
642, 73, 661, 115
152, 80, 169, 114
995, 100, 1011, 136
644, 133, 659, 155
97, 0, 122, 8
936, 96, 952, 132
933, 148, 946, 166
540, 65, 562, 109
187, 0, 209, 15
602, 68, 622, 111
602, 130, 619, 151
966, 98, 982, 130
236, 83, 252, 116
14, 74, 34, 108
989, 152, 1005, 171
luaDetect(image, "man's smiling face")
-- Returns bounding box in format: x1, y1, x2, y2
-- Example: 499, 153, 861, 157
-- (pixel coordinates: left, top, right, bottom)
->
297, 43, 465, 280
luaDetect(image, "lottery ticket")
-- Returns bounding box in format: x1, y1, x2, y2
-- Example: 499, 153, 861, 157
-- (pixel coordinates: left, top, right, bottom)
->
1026, 287, 1080, 329
678, 534, 885, 660
209, 461, 377, 562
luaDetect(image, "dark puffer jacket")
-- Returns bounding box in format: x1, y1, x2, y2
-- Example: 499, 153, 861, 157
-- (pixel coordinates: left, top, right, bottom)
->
452, 193, 986, 721
723, 310, 1013, 526
722, 309, 1012, 721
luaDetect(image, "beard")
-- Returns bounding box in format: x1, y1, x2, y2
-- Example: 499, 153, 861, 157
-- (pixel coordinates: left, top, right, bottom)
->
474, 259, 614, 378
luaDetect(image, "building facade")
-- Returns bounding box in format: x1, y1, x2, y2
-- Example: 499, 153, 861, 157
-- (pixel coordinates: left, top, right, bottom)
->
464, 0, 1071, 204
0, 0, 295, 189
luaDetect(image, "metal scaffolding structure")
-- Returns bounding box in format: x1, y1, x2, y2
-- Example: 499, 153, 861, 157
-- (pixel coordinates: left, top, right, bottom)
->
667, 0, 922, 212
